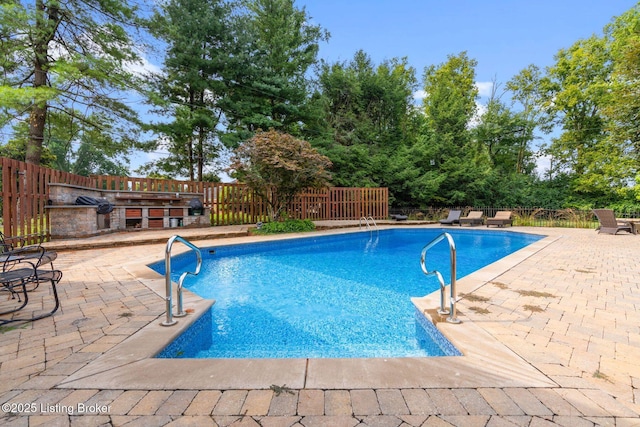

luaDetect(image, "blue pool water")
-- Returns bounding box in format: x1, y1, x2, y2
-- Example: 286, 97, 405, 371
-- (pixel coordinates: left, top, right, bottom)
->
153, 228, 542, 359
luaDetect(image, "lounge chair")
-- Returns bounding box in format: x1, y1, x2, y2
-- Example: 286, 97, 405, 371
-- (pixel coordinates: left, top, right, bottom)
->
486, 211, 513, 228
459, 211, 484, 226
439, 210, 461, 225
592, 209, 633, 235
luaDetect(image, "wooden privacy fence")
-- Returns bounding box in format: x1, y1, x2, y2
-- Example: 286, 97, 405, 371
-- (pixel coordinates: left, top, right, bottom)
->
92, 174, 207, 193
210, 185, 389, 225
1, 157, 95, 242
0, 158, 389, 239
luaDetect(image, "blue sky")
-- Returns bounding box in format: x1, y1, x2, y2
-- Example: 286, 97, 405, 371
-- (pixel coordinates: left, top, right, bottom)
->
298, 0, 637, 99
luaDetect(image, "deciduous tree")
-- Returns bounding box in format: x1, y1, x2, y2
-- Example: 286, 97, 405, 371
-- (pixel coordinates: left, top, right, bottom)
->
474, 93, 536, 176
602, 5, 640, 199
541, 35, 633, 204
228, 129, 332, 220
411, 51, 488, 205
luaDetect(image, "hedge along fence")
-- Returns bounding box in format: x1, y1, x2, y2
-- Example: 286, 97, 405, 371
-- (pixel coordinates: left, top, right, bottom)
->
0, 158, 390, 239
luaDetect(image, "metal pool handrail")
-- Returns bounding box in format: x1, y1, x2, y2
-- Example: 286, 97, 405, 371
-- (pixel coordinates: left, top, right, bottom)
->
359, 216, 379, 237
162, 235, 202, 326
420, 232, 461, 324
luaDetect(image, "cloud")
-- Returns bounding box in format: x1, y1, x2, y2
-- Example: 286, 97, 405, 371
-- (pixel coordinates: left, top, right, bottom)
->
467, 101, 487, 129
475, 81, 494, 97
413, 90, 427, 101
535, 153, 552, 178
126, 54, 163, 77
475, 101, 487, 117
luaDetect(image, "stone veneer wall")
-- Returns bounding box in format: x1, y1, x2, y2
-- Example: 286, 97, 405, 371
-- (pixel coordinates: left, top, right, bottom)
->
47, 183, 209, 239
48, 184, 103, 205
48, 206, 120, 239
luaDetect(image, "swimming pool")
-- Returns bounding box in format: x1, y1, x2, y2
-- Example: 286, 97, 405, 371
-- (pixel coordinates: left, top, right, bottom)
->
153, 228, 543, 359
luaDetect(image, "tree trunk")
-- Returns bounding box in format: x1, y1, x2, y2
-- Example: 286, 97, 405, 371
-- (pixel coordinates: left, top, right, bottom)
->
197, 127, 205, 182
27, 0, 58, 165
27, 104, 46, 165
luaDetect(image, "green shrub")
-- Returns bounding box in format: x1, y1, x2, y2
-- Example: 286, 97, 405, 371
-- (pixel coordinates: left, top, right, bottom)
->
253, 218, 316, 235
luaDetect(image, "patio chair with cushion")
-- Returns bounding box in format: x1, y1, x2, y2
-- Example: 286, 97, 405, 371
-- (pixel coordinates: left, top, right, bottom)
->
486, 211, 513, 228
459, 210, 484, 226
592, 209, 633, 235
439, 210, 462, 225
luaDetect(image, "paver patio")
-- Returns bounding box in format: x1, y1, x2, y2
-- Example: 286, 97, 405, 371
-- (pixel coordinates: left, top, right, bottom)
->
0, 223, 639, 426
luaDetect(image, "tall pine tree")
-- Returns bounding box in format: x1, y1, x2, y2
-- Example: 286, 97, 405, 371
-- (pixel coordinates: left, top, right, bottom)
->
219, 0, 328, 146
0, 0, 146, 166
146, 0, 234, 180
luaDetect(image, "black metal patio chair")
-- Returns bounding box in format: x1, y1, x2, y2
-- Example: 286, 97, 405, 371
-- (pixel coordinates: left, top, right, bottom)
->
0, 231, 57, 269
0, 250, 62, 324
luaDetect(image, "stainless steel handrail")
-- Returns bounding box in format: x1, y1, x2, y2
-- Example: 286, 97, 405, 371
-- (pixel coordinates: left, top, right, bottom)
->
366, 216, 377, 230
420, 232, 461, 324
162, 235, 202, 326
359, 216, 379, 236
359, 216, 370, 230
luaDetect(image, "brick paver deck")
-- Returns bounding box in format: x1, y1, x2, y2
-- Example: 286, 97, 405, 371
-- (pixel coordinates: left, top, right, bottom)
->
0, 224, 639, 426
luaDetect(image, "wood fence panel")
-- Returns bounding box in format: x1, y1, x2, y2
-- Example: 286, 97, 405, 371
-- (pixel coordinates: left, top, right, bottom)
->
25, 162, 36, 239
326, 187, 388, 221
291, 189, 329, 221
1, 158, 95, 242
91, 175, 203, 193
209, 184, 388, 225
211, 183, 256, 226
3, 159, 18, 239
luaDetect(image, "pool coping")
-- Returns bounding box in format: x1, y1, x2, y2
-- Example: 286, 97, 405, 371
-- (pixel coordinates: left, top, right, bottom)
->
58, 226, 559, 390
